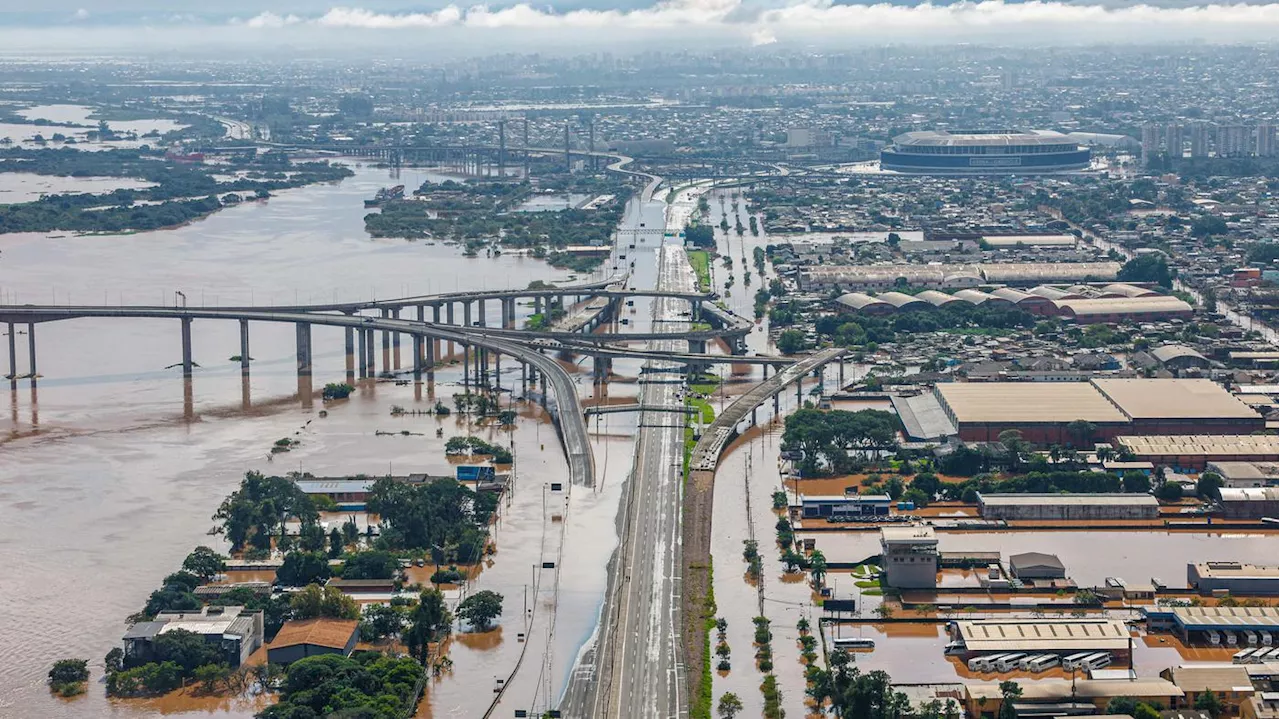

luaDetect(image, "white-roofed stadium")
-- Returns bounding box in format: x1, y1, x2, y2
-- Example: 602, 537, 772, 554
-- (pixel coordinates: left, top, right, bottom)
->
881, 129, 1091, 174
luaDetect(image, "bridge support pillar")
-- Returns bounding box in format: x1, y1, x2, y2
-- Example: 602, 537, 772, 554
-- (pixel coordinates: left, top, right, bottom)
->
796, 382, 802, 406
477, 299, 486, 327
425, 336, 435, 383
431, 305, 441, 360
444, 304, 454, 357
539, 374, 547, 407
380, 310, 391, 374
534, 296, 543, 317
462, 344, 470, 389
241, 320, 252, 379
364, 329, 375, 377
494, 352, 501, 391
693, 300, 702, 321
412, 335, 424, 383
463, 301, 471, 329
773, 393, 780, 414
295, 322, 312, 377
520, 361, 527, 390
688, 338, 706, 354
392, 309, 401, 370
357, 328, 367, 378
179, 318, 192, 379
344, 325, 355, 383
7, 322, 15, 382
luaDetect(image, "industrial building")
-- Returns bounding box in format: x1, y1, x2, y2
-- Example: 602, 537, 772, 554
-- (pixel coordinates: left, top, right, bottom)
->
800, 494, 892, 519
800, 263, 1120, 292
1144, 606, 1280, 645
949, 617, 1131, 657
1161, 665, 1259, 717
977, 493, 1160, 521
267, 618, 360, 665
1008, 552, 1067, 579
1218, 487, 1280, 519
1115, 435, 1280, 470
965, 678, 1182, 719
879, 129, 1091, 174
928, 379, 1264, 443
1187, 562, 1279, 596
1206, 461, 1279, 488
880, 525, 938, 589
122, 606, 265, 669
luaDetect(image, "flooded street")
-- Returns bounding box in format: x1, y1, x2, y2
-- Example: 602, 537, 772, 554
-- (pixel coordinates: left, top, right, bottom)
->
0, 160, 614, 717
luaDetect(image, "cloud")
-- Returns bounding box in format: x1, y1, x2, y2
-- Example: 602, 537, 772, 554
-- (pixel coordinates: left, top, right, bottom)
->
232, 0, 1280, 43
71, 8, 89, 20
244, 11, 302, 27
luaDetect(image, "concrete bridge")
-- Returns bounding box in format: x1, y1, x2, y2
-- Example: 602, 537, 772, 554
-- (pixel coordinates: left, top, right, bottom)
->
584, 404, 697, 417
0, 305, 595, 487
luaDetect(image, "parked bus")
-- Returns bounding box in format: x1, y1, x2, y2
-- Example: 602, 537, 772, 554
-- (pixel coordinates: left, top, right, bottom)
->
1080, 653, 1112, 672
1234, 648, 1260, 664
832, 637, 875, 650
969, 654, 1009, 672
1262, 632, 1274, 647
1023, 655, 1061, 673
1060, 653, 1092, 670
995, 654, 1028, 672
1207, 630, 1222, 646
1226, 631, 1239, 647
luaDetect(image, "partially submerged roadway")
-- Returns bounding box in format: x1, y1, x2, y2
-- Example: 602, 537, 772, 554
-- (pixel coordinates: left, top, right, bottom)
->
562, 243, 691, 718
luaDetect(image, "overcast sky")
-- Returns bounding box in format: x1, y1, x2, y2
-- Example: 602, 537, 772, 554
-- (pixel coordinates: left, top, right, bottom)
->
0, 0, 1276, 54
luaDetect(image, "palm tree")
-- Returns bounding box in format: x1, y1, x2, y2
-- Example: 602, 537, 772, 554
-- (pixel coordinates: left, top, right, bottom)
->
809, 550, 828, 587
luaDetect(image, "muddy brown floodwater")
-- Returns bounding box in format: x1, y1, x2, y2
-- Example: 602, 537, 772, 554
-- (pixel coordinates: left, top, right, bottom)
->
0, 160, 619, 718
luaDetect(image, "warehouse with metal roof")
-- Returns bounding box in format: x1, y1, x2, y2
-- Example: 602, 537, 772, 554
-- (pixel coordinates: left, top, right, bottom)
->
834, 292, 894, 314
1054, 295, 1194, 323
930, 379, 1264, 443
951, 617, 1131, 655
977, 493, 1160, 520
1115, 435, 1279, 469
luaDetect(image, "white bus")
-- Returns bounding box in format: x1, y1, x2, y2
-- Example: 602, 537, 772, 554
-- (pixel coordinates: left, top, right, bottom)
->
1234, 648, 1261, 664
995, 654, 1028, 672
1207, 630, 1222, 646
1023, 655, 1061, 673
1060, 652, 1092, 671
1226, 631, 1239, 647
1080, 653, 1112, 672
1244, 630, 1260, 647
969, 654, 1009, 672
1262, 632, 1274, 647
832, 637, 875, 650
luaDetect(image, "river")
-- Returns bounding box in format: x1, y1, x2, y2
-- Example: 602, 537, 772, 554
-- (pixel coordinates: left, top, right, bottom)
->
0, 160, 630, 718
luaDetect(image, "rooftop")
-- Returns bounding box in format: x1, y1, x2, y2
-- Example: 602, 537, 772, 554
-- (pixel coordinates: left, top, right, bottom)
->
1055, 295, 1193, 317
880, 525, 938, 545
1219, 487, 1280, 502
966, 677, 1182, 701
270, 618, 360, 650
955, 617, 1131, 653
893, 129, 1077, 147
1166, 665, 1255, 693
1092, 378, 1259, 421
1171, 606, 1280, 629
935, 382, 1129, 424
977, 493, 1159, 507
1192, 562, 1278, 579
1116, 434, 1279, 457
